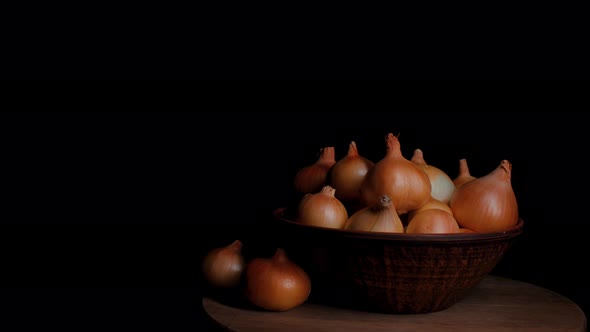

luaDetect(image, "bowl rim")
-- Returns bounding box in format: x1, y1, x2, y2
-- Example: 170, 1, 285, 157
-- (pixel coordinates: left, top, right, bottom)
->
273, 207, 524, 242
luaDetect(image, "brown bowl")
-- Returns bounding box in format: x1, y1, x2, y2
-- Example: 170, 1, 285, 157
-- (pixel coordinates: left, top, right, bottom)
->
272, 207, 524, 314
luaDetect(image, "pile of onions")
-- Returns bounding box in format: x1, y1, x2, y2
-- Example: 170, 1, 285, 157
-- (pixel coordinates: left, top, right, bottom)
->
406, 209, 460, 234
453, 158, 477, 188
450, 160, 519, 233
360, 133, 431, 215
297, 185, 348, 229
244, 248, 311, 311
329, 141, 375, 204
411, 149, 455, 204
344, 195, 404, 233
202, 240, 245, 289
294, 147, 336, 194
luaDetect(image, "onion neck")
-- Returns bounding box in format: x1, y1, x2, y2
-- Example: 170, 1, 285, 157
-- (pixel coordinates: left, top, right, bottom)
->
497, 160, 512, 181
347, 141, 360, 157
272, 248, 289, 264
318, 147, 336, 166
410, 149, 426, 165
320, 185, 337, 197
458, 159, 471, 177
228, 240, 243, 252
371, 195, 393, 212
385, 133, 403, 158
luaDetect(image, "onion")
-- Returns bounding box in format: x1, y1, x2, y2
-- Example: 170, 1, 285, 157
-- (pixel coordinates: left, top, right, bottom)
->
202, 240, 245, 288
294, 146, 336, 194
406, 209, 460, 234
411, 149, 455, 204
453, 158, 477, 189
450, 160, 519, 233
344, 195, 404, 233
297, 185, 348, 229
329, 141, 375, 204
406, 196, 453, 222
244, 248, 311, 312
359, 133, 431, 215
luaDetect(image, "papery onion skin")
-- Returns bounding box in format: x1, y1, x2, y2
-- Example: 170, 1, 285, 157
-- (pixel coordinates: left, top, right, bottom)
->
450, 160, 519, 233
453, 158, 477, 189
294, 147, 336, 194
329, 141, 375, 203
202, 240, 245, 288
297, 185, 348, 229
360, 133, 431, 215
344, 195, 404, 233
406, 209, 460, 234
411, 149, 456, 204
245, 248, 311, 312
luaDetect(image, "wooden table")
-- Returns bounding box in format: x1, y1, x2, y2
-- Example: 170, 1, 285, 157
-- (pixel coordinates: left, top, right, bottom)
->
203, 275, 587, 332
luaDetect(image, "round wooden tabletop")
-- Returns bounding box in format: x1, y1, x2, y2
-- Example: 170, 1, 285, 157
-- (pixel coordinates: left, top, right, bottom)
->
203, 275, 587, 332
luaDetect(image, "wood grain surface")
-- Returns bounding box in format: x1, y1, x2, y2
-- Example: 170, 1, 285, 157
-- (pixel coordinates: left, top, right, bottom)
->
203, 275, 587, 332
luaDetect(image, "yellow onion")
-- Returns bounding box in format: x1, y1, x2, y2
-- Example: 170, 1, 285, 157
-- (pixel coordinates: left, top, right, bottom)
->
450, 160, 519, 233
245, 248, 311, 312
344, 195, 404, 233
329, 141, 375, 204
294, 146, 336, 194
453, 158, 477, 189
297, 185, 348, 229
406, 209, 460, 234
411, 149, 456, 204
360, 133, 431, 215
406, 196, 453, 222
202, 240, 245, 288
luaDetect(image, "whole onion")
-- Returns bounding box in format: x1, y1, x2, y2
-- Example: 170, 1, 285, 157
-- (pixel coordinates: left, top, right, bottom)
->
344, 195, 404, 233
329, 141, 374, 204
244, 248, 311, 312
202, 240, 245, 289
450, 160, 519, 233
297, 185, 348, 229
411, 148, 455, 204
359, 133, 431, 215
406, 209, 460, 234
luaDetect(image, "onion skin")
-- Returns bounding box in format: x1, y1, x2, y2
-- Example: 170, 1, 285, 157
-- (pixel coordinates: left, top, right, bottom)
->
453, 158, 477, 189
344, 195, 404, 233
329, 141, 375, 203
450, 160, 519, 233
360, 133, 431, 215
245, 248, 311, 312
294, 147, 336, 194
411, 149, 455, 204
406, 209, 460, 234
297, 185, 348, 229
202, 240, 245, 289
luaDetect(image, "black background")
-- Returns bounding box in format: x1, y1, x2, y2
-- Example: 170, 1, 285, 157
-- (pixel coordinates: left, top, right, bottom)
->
1, 86, 588, 331
4, 2, 590, 79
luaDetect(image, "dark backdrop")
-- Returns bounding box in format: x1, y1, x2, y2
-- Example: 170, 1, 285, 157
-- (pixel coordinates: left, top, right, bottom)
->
1, 94, 588, 331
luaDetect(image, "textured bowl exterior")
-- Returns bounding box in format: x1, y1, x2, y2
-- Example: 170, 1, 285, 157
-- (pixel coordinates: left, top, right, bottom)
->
272, 207, 524, 314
